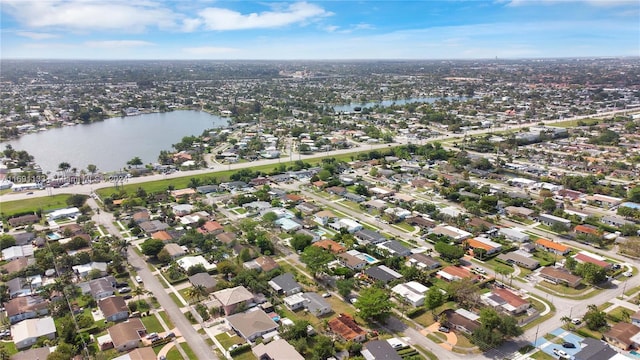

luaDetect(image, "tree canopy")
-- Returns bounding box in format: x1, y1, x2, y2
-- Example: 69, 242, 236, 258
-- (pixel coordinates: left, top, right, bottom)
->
355, 286, 394, 322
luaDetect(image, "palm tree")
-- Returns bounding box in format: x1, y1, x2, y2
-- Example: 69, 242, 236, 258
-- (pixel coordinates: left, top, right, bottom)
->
560, 316, 572, 328
186, 284, 207, 304
133, 286, 147, 302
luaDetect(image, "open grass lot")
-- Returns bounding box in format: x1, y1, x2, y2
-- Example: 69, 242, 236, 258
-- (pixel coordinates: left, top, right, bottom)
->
0, 340, 17, 356
607, 306, 632, 322
551, 118, 601, 128
394, 221, 415, 233
1, 193, 72, 217
536, 281, 594, 297
233, 351, 257, 360
531, 350, 555, 360
142, 314, 165, 333
170, 292, 186, 307
413, 344, 438, 360
215, 332, 245, 349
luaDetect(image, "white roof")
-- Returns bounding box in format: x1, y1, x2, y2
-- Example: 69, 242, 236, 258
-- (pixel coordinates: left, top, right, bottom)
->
2, 245, 33, 260
11, 317, 56, 343
339, 218, 362, 229
455, 308, 480, 321
48, 207, 80, 219
177, 255, 216, 271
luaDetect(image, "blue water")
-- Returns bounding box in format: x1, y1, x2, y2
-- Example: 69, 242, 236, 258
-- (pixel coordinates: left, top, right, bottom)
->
630, 350, 640, 357
362, 254, 378, 263
47, 233, 61, 240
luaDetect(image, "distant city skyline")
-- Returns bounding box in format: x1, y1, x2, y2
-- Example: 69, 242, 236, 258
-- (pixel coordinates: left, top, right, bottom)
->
1, 0, 638, 60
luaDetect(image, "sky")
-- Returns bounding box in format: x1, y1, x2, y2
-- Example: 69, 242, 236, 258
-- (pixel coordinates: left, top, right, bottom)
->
1, 0, 638, 60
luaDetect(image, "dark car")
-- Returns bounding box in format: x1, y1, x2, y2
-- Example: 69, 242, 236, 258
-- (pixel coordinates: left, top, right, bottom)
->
123, 295, 133, 300
562, 342, 576, 348
115, 282, 129, 288
438, 326, 450, 333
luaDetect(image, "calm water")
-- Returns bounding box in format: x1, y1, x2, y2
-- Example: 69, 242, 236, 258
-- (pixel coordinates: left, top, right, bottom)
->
333, 96, 467, 113
3, 110, 228, 173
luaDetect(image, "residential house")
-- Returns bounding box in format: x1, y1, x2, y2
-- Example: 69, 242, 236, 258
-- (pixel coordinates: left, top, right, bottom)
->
283, 293, 307, 311
504, 206, 536, 219
601, 215, 634, 228
539, 267, 582, 288
274, 217, 303, 232
163, 243, 186, 259
329, 218, 363, 233
465, 237, 502, 256
377, 240, 411, 257
172, 204, 194, 216
361, 340, 402, 360
574, 224, 603, 238
196, 185, 219, 194
442, 309, 481, 334
213, 286, 254, 316
603, 322, 640, 350
99, 296, 129, 322
176, 256, 216, 272
391, 281, 429, 307
312, 239, 346, 254
188, 273, 218, 294
538, 214, 571, 229
112, 347, 157, 360
2, 245, 34, 261
632, 310, 640, 327
586, 194, 623, 209
12, 233, 35, 246
252, 338, 305, 360
268, 273, 302, 296
216, 232, 237, 245
431, 225, 472, 242
406, 253, 441, 270
138, 220, 169, 234
481, 287, 530, 315
354, 229, 387, 245
151, 231, 173, 243
328, 313, 367, 342
72, 261, 108, 278
9, 347, 51, 360
302, 292, 332, 316
2, 258, 34, 275
574, 251, 612, 269
405, 216, 436, 230
295, 202, 321, 215
7, 277, 37, 298
338, 252, 367, 271
89, 277, 115, 300
197, 221, 224, 235
243, 256, 279, 273
437, 266, 475, 282
8, 214, 39, 228
6, 296, 48, 324
364, 265, 403, 284
535, 238, 570, 255
132, 211, 150, 224
499, 228, 530, 243
314, 210, 338, 226
573, 338, 618, 360
497, 252, 540, 270
226, 308, 279, 341
11, 317, 56, 350
106, 318, 146, 352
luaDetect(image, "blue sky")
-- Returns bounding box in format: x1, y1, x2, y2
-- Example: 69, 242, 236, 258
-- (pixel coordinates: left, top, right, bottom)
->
1, 0, 638, 60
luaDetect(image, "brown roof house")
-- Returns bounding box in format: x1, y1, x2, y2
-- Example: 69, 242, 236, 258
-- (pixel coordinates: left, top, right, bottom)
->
603, 322, 640, 350
6, 295, 48, 324
188, 273, 218, 294
105, 318, 146, 352
226, 308, 278, 342
99, 296, 129, 322
539, 267, 582, 288
328, 313, 367, 342
212, 286, 254, 316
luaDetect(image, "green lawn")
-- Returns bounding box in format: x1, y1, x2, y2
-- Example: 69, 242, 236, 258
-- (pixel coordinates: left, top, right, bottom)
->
607, 306, 632, 323
169, 292, 186, 307
166, 347, 183, 360
233, 350, 257, 360
394, 222, 415, 233
141, 314, 165, 333
536, 281, 604, 299
531, 350, 555, 360
158, 311, 175, 329
0, 194, 72, 217
413, 344, 438, 360
551, 118, 601, 128
179, 343, 197, 360
215, 332, 245, 350
155, 274, 170, 289
0, 340, 17, 356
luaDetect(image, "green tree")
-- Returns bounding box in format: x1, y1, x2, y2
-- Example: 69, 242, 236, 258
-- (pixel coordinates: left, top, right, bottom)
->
540, 198, 557, 213
354, 184, 369, 196
355, 286, 393, 322
186, 284, 208, 304
127, 156, 143, 168
629, 187, 640, 203
336, 278, 355, 299
281, 319, 311, 340
424, 286, 444, 310
87, 164, 98, 174
157, 248, 172, 264
434, 242, 465, 262
310, 335, 335, 360
574, 262, 607, 284
140, 238, 164, 257
300, 246, 334, 278
290, 234, 313, 252
584, 304, 608, 331
0, 235, 16, 250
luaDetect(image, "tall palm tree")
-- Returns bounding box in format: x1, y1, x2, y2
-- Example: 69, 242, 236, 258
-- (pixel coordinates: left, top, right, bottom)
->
133, 286, 147, 302
186, 284, 207, 304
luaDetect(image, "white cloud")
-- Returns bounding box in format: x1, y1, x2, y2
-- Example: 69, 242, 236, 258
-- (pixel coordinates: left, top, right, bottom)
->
198, 2, 331, 30
324, 25, 340, 32
182, 46, 238, 55
85, 40, 155, 48
15, 31, 59, 40
2, 0, 180, 32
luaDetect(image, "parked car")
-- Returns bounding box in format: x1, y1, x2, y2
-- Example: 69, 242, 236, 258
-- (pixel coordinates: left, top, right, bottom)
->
119, 287, 131, 294
228, 344, 240, 352
571, 318, 582, 325
322, 293, 331, 298
136, 276, 143, 283
115, 282, 129, 288
553, 348, 569, 358
562, 342, 576, 348
146, 332, 159, 340
164, 332, 175, 339
123, 295, 133, 300
624, 271, 633, 277
438, 326, 450, 333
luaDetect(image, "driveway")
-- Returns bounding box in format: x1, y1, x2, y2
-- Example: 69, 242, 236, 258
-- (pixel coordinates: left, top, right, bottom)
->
423, 322, 458, 351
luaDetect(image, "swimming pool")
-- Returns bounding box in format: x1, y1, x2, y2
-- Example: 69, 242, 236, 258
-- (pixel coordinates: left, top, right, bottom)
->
361, 254, 378, 264
630, 350, 640, 358
46, 233, 62, 240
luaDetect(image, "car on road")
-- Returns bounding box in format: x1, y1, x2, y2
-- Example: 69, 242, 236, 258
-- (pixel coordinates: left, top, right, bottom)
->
562, 342, 576, 348
322, 293, 331, 298
26, 192, 34, 195
136, 276, 143, 283
438, 326, 450, 333
624, 271, 633, 277
471, 267, 486, 275
159, 356, 167, 360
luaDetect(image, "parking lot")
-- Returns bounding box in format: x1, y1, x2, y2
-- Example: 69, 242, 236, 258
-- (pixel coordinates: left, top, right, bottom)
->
532, 328, 583, 358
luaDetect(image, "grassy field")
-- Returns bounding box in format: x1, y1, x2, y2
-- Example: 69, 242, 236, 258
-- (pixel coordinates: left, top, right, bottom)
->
158, 310, 174, 329
141, 314, 165, 333
179, 343, 197, 360
413, 344, 438, 360
1, 193, 72, 217
531, 350, 555, 360
551, 118, 601, 128
166, 347, 183, 360
215, 332, 245, 349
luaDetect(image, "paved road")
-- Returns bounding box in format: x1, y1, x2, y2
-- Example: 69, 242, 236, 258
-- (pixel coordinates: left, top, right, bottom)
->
86, 198, 219, 360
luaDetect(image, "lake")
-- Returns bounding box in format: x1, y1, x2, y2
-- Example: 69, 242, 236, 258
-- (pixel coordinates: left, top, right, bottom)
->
3, 110, 228, 173
333, 96, 467, 113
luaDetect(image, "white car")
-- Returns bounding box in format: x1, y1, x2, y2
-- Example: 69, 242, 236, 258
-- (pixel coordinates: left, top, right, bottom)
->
624, 271, 633, 277
135, 276, 143, 283
571, 318, 582, 325
553, 348, 569, 358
